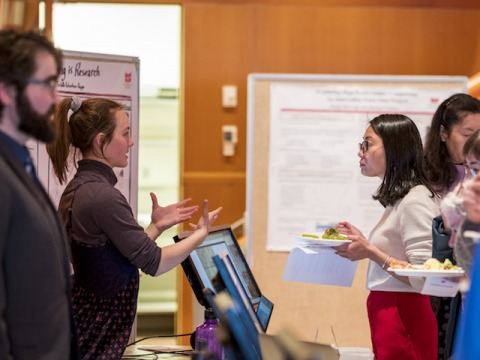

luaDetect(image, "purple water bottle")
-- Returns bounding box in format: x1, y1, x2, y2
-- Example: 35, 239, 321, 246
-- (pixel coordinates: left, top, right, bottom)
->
195, 308, 224, 359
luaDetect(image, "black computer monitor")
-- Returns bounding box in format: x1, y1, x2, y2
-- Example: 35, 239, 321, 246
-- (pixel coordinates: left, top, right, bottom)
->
174, 224, 273, 331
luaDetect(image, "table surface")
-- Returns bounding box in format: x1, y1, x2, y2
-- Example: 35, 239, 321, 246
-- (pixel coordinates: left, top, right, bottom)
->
123, 345, 192, 359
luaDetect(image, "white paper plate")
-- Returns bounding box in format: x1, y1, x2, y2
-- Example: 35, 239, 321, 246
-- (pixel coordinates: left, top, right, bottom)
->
388, 267, 465, 278
290, 233, 351, 246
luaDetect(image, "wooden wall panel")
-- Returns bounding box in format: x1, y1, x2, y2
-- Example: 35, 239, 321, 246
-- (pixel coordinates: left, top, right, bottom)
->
177, 3, 256, 338
183, 174, 246, 224
53, 0, 480, 9
252, 6, 480, 76
183, 4, 254, 173
180, 1, 480, 347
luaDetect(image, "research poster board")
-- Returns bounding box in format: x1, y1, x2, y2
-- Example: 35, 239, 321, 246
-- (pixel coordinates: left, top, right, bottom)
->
247, 74, 468, 253
28, 50, 140, 211
245, 74, 467, 345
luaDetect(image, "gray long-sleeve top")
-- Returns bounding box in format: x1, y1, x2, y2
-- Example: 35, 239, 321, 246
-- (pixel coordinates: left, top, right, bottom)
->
58, 159, 161, 276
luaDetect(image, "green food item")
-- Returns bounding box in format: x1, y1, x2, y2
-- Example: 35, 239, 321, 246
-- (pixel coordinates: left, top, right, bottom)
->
442, 258, 458, 270
302, 233, 319, 239
321, 227, 347, 240
422, 258, 459, 270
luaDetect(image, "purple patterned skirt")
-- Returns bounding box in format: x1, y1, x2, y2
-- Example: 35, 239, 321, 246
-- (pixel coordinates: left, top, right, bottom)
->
72, 274, 139, 359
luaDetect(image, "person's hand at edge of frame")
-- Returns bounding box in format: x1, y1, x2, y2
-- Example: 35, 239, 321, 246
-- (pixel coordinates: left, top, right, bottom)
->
463, 174, 480, 224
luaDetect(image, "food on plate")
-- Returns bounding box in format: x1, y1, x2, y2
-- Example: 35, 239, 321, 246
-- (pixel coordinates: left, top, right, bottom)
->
389, 258, 459, 271
423, 258, 443, 270
301, 233, 319, 239
424, 258, 458, 270
389, 260, 413, 269
321, 227, 347, 240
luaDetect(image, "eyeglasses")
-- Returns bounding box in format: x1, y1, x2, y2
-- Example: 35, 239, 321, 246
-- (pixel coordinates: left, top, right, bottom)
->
26, 76, 58, 92
468, 167, 478, 177
359, 140, 370, 153
464, 164, 478, 178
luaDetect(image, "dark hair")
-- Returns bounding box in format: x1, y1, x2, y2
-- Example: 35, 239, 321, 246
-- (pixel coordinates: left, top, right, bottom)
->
46, 97, 124, 184
424, 93, 480, 192
463, 129, 480, 160
0, 29, 62, 117
371, 114, 435, 207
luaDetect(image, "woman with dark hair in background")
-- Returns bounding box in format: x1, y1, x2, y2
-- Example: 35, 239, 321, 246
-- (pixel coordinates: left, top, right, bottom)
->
423, 93, 480, 359
441, 129, 480, 277
334, 114, 439, 359
47, 97, 222, 359
425, 94, 480, 197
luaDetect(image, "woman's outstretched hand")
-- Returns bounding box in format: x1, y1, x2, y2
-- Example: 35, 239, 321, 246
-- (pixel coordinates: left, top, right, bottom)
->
464, 175, 480, 224
150, 193, 199, 233
189, 199, 223, 234
154, 200, 222, 276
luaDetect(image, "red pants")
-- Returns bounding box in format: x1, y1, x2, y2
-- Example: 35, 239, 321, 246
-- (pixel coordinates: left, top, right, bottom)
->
367, 291, 437, 360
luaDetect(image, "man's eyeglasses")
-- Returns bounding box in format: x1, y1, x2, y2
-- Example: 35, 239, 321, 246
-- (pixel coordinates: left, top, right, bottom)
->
359, 140, 370, 153
26, 76, 58, 92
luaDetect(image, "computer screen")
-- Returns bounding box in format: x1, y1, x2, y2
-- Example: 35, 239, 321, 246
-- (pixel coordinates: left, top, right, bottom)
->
174, 224, 273, 330
174, 224, 261, 307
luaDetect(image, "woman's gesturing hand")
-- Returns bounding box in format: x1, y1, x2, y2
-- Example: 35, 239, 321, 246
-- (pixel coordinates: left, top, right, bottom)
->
150, 193, 199, 232
189, 199, 223, 234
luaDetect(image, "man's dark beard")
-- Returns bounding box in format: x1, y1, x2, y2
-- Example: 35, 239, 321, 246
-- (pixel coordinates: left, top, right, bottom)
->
17, 92, 56, 143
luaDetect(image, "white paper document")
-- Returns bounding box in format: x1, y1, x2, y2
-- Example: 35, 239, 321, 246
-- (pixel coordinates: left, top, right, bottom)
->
420, 276, 460, 297
282, 246, 358, 287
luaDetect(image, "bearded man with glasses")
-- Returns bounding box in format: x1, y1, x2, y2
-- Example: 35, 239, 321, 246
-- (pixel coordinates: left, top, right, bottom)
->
0, 29, 79, 359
